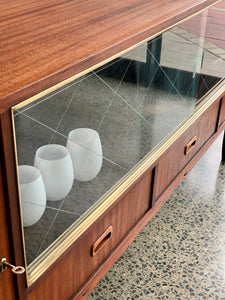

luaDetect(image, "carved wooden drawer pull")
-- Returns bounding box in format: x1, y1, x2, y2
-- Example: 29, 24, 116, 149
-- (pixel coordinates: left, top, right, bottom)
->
184, 136, 198, 155
91, 226, 113, 256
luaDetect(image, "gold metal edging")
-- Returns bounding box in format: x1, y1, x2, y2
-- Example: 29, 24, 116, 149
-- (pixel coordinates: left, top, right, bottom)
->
15, 1, 220, 285
10, 109, 28, 284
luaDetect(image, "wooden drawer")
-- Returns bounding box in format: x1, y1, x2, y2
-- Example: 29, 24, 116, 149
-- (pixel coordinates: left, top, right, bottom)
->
28, 169, 152, 300
155, 100, 220, 201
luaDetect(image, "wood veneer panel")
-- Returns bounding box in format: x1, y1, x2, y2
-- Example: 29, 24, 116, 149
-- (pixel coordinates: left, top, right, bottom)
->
27, 170, 152, 300
76, 122, 225, 299
0, 111, 26, 299
0, 163, 16, 300
218, 95, 225, 127
155, 99, 220, 200
0, 0, 217, 110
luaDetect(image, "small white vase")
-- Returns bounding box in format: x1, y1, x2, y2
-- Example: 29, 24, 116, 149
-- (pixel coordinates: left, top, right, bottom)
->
18, 165, 46, 227
34, 144, 74, 201
66, 128, 103, 181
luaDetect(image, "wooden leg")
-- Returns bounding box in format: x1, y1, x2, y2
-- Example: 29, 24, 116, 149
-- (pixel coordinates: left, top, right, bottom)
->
222, 130, 225, 163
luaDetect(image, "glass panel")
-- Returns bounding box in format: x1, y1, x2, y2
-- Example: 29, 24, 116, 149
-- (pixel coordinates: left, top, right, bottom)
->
12, 7, 225, 271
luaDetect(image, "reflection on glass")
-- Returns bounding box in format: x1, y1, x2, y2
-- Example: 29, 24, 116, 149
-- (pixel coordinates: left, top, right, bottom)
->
18, 165, 46, 227
12, 7, 225, 268
34, 144, 74, 201
66, 128, 103, 181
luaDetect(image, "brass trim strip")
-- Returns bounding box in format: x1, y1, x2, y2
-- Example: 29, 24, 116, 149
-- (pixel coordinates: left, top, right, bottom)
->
10, 110, 28, 284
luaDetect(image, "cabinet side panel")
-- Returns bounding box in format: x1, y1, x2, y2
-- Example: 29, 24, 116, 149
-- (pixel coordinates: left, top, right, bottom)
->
0, 163, 16, 300
0, 111, 26, 299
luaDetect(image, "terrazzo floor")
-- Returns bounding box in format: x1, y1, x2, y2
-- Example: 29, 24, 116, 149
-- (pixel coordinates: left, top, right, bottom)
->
87, 133, 225, 299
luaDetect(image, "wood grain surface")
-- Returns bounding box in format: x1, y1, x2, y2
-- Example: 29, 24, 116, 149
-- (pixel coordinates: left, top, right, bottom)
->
0, 111, 27, 299
155, 99, 220, 200
0, 163, 16, 300
0, 0, 217, 110
219, 94, 225, 127
0, 1, 220, 298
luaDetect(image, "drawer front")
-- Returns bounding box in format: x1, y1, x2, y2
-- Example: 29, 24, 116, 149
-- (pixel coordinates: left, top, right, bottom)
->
155, 100, 220, 200
28, 169, 152, 300
74, 170, 152, 290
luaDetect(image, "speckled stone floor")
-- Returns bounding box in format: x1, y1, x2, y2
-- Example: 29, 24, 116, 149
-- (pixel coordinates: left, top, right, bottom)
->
87, 133, 225, 299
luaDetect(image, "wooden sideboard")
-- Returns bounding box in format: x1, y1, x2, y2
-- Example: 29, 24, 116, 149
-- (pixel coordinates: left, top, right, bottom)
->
1, 0, 225, 299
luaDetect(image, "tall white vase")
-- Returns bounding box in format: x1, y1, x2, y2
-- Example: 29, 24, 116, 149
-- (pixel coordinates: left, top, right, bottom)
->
34, 144, 74, 201
66, 128, 103, 181
18, 165, 46, 227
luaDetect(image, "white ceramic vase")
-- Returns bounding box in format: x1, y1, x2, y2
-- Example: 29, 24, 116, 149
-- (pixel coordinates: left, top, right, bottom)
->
18, 165, 46, 227
34, 144, 74, 201
66, 128, 103, 181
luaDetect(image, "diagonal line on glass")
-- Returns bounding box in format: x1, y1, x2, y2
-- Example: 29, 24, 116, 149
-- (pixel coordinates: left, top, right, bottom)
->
93, 69, 156, 130
15, 112, 128, 172
35, 197, 68, 258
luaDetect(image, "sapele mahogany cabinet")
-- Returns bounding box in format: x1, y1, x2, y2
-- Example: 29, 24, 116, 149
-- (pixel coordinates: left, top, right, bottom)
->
1, 0, 225, 299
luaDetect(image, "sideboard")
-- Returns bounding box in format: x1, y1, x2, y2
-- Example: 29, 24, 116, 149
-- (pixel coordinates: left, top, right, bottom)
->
1, 0, 225, 299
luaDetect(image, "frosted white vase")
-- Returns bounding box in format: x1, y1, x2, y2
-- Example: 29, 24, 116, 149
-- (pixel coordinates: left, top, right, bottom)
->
34, 144, 74, 201
66, 128, 103, 181
18, 165, 46, 227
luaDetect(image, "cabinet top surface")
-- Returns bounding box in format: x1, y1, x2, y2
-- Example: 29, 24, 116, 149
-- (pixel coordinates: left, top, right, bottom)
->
0, 0, 218, 106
